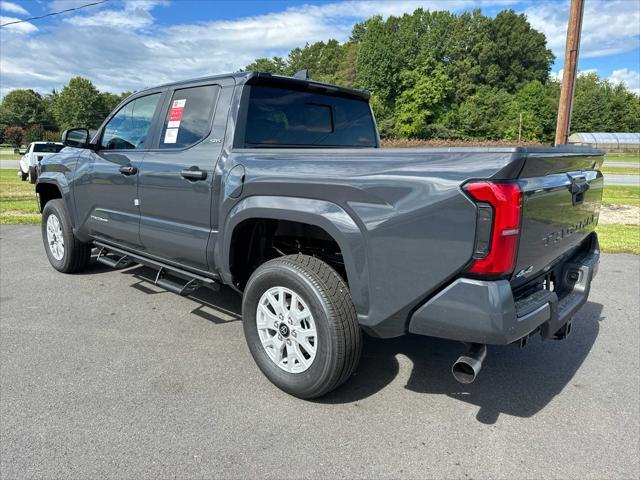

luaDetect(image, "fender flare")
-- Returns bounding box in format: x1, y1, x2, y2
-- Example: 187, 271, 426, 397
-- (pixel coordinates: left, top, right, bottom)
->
217, 196, 370, 316
35, 173, 72, 217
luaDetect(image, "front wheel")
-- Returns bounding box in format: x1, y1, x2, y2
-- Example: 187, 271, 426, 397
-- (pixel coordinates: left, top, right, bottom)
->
242, 254, 361, 399
41, 199, 91, 273
18, 168, 27, 181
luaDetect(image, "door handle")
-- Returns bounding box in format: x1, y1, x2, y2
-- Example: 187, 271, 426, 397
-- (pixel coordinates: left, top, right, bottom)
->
119, 165, 138, 176
180, 168, 207, 181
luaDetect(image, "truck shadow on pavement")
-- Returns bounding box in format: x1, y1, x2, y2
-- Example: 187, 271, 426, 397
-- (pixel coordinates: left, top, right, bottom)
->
321, 301, 604, 424
120, 264, 243, 325
105, 261, 603, 424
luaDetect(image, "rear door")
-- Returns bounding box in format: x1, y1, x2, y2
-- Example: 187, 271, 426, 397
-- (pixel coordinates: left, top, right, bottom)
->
73, 92, 164, 248
137, 83, 222, 270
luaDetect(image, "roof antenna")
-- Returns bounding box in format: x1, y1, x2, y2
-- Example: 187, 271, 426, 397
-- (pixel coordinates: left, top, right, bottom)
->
293, 69, 309, 80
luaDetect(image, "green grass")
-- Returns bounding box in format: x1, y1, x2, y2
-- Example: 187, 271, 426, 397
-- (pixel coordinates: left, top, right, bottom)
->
604, 152, 640, 164
597, 224, 640, 255
602, 185, 640, 207
603, 166, 639, 175
0, 169, 40, 224
0, 153, 21, 161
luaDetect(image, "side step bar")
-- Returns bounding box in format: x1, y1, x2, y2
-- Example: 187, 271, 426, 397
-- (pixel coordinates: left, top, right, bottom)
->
155, 268, 201, 296
94, 241, 219, 295
96, 246, 133, 269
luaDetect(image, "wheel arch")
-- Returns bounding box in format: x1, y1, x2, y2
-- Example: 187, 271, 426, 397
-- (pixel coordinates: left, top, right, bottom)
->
35, 179, 64, 212
218, 196, 370, 316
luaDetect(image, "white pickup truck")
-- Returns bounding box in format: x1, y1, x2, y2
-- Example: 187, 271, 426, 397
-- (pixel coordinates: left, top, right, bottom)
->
17, 142, 65, 183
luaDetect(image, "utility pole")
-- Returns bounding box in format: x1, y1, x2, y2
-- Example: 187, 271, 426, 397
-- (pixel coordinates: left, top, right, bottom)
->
518, 112, 523, 143
555, 0, 585, 145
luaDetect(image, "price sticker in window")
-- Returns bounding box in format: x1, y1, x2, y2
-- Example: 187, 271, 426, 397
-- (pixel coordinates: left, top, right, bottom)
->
164, 128, 179, 144
167, 98, 186, 128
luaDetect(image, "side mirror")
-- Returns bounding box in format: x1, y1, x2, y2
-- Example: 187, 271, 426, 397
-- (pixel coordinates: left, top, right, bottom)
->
61, 128, 91, 149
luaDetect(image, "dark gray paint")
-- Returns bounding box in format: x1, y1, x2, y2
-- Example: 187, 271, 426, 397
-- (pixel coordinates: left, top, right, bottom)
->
37, 71, 603, 341
409, 234, 600, 344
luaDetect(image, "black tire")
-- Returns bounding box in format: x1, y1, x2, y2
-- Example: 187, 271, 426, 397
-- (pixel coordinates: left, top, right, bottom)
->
28, 166, 37, 184
242, 254, 361, 399
18, 168, 27, 181
41, 199, 91, 273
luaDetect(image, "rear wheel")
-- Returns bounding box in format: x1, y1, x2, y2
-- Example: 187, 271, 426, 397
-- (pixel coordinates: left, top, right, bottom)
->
242, 254, 361, 399
28, 166, 37, 184
41, 199, 91, 273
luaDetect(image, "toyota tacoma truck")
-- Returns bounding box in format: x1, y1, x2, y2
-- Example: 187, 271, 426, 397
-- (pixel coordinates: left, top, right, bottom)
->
36, 71, 603, 398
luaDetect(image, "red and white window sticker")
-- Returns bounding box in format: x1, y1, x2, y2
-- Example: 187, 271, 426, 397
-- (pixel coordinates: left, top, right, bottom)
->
164, 99, 186, 143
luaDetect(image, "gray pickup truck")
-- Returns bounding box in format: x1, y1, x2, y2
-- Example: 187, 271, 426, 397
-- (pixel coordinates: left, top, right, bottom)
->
36, 71, 603, 398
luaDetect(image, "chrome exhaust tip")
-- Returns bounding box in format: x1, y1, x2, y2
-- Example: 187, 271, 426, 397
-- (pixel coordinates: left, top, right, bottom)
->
452, 343, 487, 384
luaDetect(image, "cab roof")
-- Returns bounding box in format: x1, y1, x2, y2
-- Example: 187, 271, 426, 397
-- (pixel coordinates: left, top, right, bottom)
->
138, 71, 371, 101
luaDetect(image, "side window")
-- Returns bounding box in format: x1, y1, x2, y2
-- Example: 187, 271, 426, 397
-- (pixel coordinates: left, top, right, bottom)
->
159, 85, 219, 149
100, 93, 161, 150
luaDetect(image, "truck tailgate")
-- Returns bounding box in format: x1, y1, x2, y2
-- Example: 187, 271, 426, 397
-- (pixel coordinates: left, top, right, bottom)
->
511, 152, 604, 288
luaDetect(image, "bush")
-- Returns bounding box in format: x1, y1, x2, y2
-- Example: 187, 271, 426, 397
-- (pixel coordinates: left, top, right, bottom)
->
3, 126, 24, 147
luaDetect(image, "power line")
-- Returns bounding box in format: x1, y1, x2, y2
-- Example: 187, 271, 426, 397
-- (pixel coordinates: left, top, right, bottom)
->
0, 0, 109, 28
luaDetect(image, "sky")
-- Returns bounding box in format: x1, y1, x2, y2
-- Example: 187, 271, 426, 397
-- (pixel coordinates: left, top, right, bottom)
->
0, 0, 639, 98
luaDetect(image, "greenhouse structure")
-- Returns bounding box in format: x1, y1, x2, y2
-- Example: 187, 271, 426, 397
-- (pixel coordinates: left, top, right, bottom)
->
568, 132, 640, 152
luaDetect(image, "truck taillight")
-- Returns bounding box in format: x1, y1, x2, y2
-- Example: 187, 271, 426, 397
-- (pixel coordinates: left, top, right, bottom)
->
464, 181, 522, 277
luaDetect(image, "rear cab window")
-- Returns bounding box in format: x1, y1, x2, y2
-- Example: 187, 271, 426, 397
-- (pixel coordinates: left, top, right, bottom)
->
159, 85, 220, 149
239, 82, 378, 148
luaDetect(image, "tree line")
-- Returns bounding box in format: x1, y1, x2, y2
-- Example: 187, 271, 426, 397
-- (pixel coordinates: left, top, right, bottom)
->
0, 77, 130, 146
245, 8, 639, 142
1, 8, 638, 147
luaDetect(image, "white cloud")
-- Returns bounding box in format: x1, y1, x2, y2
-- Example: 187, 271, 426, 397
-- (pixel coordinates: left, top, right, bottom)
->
48, 0, 106, 10
0, 1, 28, 15
0, 0, 637, 99
0, 15, 37, 33
609, 68, 640, 95
2, 0, 499, 96
62, 0, 168, 29
525, 0, 640, 59
549, 68, 599, 82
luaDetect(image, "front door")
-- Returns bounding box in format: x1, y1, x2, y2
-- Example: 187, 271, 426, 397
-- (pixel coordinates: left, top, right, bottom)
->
73, 92, 163, 248
138, 84, 222, 270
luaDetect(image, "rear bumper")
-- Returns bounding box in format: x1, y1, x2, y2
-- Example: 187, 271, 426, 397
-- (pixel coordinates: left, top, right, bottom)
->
408, 233, 599, 345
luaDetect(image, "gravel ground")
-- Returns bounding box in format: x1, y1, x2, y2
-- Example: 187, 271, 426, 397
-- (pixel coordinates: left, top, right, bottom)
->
1, 225, 639, 479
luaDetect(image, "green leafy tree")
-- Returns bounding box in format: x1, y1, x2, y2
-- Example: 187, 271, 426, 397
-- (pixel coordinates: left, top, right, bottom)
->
571, 73, 612, 132
607, 83, 640, 132
244, 57, 287, 74
394, 65, 452, 138
54, 77, 105, 131
0, 89, 49, 128
239, 7, 638, 142
23, 124, 47, 144
40, 90, 59, 131
456, 86, 513, 139
501, 80, 557, 142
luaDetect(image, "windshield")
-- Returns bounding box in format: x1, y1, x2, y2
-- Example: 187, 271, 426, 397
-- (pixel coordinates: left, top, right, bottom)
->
243, 85, 377, 148
33, 144, 64, 153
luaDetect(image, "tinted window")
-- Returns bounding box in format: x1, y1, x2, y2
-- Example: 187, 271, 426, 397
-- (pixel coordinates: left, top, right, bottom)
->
244, 85, 377, 147
101, 93, 161, 150
33, 144, 64, 153
159, 85, 219, 149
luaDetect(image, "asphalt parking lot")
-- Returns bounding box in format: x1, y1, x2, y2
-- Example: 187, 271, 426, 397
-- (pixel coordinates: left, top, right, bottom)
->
1, 225, 639, 479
